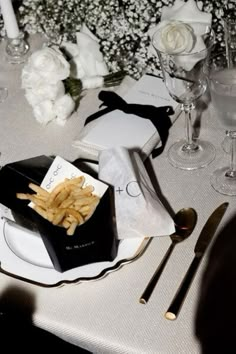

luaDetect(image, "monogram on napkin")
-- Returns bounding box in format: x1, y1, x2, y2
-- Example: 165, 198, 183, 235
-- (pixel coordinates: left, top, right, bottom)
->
98, 147, 175, 239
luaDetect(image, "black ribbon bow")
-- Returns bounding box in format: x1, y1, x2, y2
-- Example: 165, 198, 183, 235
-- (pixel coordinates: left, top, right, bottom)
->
85, 90, 175, 158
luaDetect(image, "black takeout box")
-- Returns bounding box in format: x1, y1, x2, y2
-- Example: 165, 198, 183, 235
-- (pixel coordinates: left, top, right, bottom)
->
0, 155, 118, 272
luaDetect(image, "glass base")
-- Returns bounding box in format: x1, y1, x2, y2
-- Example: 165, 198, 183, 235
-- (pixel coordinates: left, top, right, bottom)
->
6, 32, 30, 64
0, 87, 8, 103
211, 166, 236, 196
168, 139, 216, 170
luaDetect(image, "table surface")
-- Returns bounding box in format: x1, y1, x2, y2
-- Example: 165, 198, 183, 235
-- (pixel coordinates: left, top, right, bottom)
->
0, 35, 234, 354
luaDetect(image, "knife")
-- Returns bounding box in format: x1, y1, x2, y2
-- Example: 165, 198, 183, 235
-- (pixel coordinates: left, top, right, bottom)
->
165, 202, 229, 321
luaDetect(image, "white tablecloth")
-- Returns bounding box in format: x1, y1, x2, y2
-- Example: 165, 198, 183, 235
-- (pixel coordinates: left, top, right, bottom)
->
0, 35, 233, 354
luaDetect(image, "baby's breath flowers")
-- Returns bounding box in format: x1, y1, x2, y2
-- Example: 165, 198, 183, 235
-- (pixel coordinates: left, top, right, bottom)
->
18, 0, 85, 43
0, 0, 234, 78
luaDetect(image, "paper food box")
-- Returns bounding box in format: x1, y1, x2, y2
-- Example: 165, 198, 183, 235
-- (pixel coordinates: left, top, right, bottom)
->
0, 155, 117, 272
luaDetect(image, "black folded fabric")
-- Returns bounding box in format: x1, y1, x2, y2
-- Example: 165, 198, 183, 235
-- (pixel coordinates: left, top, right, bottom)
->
195, 214, 236, 353
84, 90, 175, 158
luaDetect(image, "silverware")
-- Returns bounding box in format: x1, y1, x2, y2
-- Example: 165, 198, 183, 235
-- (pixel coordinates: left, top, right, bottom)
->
165, 202, 229, 320
139, 208, 197, 304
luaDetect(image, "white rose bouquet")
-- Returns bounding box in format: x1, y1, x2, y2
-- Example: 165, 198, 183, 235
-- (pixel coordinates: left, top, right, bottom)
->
22, 43, 124, 126
22, 47, 75, 125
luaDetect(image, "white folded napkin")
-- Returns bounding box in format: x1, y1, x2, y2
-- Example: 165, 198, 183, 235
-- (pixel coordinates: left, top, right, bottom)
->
72, 74, 180, 161
98, 147, 175, 239
62, 23, 109, 80
161, 0, 212, 25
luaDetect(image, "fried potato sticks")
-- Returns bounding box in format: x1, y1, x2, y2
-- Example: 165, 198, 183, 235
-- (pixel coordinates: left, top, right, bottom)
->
16, 176, 100, 235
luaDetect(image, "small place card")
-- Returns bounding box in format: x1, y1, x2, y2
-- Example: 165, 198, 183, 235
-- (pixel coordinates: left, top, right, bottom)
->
124, 74, 178, 107
40, 155, 107, 197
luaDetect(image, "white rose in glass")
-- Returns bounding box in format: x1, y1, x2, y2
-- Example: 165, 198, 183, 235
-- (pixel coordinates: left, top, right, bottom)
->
26, 47, 70, 84
154, 21, 195, 54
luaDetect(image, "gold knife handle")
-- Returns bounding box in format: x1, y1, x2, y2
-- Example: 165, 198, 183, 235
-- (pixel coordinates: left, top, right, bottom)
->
139, 243, 175, 304
165, 256, 201, 320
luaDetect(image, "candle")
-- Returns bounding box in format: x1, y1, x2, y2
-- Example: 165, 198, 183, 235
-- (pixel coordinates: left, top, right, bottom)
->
0, 0, 20, 39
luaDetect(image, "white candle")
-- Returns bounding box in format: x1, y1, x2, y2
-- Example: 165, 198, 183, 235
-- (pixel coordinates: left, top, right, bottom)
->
0, 0, 20, 39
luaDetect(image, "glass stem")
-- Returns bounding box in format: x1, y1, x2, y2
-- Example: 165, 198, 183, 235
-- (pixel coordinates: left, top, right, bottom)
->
225, 131, 236, 178
182, 103, 198, 152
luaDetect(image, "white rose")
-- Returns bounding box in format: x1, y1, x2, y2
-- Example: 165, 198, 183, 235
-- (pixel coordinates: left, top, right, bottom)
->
33, 100, 56, 125
26, 47, 70, 84
21, 67, 45, 89
149, 0, 213, 71
25, 81, 65, 106
152, 20, 211, 71
54, 94, 75, 122
153, 20, 194, 54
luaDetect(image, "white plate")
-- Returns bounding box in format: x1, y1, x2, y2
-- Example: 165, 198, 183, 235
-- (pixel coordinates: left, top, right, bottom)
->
0, 215, 149, 287
0, 160, 149, 287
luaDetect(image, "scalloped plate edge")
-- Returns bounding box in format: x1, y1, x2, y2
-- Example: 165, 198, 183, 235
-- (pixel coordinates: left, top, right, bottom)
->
0, 237, 152, 288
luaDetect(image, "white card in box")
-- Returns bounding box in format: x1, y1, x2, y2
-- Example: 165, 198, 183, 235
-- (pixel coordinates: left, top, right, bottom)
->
72, 74, 181, 160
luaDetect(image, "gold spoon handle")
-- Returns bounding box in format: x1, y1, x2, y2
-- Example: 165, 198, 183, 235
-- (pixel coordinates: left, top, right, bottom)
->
139, 242, 175, 304
165, 256, 201, 320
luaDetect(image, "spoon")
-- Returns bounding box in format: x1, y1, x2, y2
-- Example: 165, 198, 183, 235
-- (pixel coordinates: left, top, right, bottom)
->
139, 208, 197, 304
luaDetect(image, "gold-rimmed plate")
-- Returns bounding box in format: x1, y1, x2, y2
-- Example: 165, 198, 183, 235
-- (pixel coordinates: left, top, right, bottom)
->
0, 214, 150, 288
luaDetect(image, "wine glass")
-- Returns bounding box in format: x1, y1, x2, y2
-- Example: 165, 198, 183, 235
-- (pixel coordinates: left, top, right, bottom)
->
152, 26, 215, 170
207, 51, 236, 195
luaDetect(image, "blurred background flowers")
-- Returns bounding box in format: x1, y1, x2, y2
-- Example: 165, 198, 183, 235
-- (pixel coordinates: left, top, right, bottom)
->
0, 0, 235, 79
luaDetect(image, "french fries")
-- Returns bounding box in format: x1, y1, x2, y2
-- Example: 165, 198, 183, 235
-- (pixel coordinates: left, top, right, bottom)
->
16, 176, 100, 235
